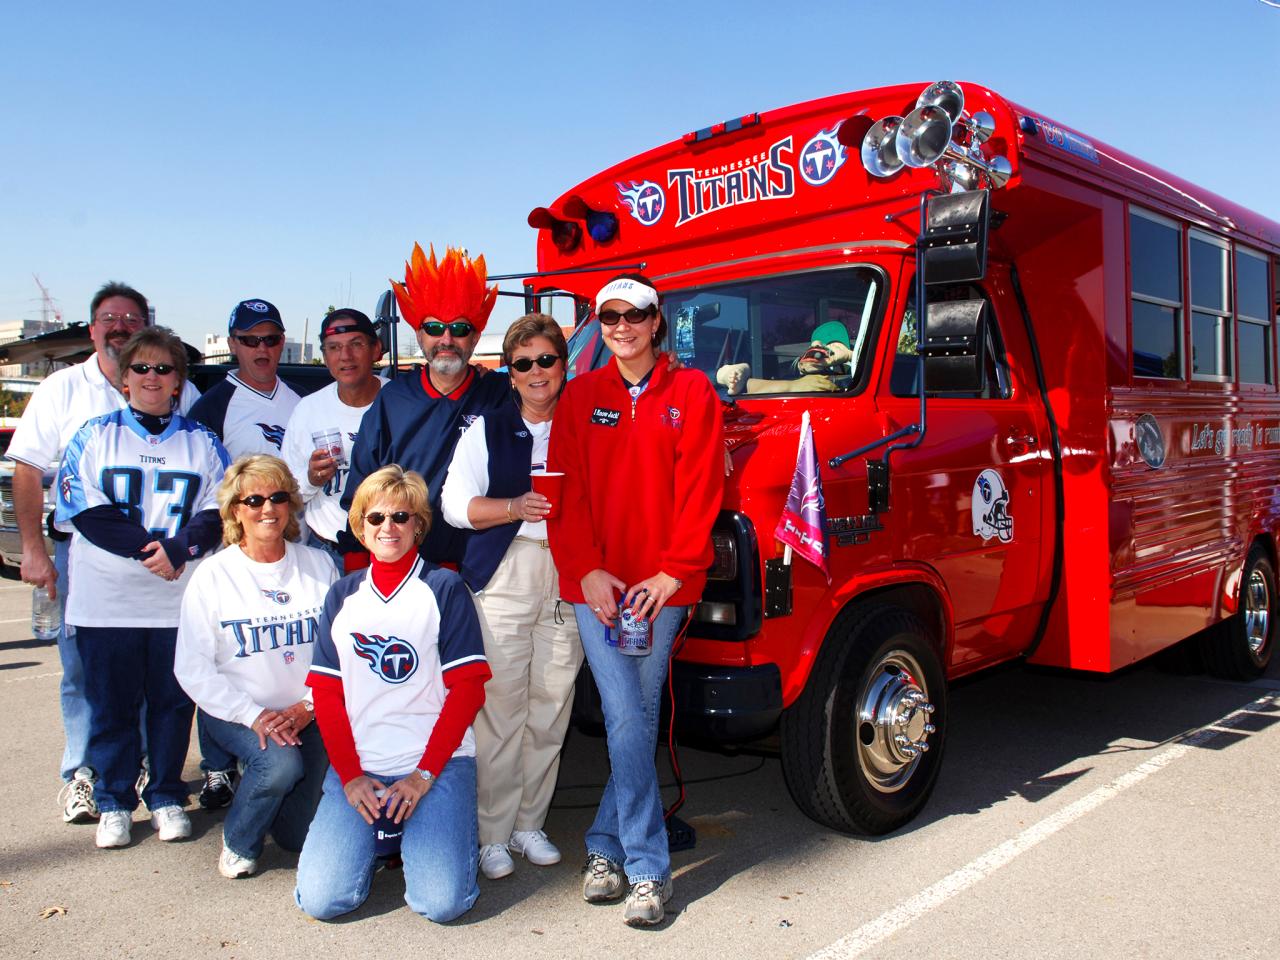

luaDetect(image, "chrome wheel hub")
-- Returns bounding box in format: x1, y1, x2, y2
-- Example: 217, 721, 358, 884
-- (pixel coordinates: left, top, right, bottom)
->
856, 651, 936, 794
1244, 566, 1271, 656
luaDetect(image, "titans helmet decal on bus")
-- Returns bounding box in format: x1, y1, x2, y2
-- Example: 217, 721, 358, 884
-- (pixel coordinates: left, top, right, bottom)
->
972, 469, 1014, 543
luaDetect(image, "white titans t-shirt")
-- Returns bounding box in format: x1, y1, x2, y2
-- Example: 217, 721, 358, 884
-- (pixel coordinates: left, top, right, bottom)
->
175, 542, 337, 726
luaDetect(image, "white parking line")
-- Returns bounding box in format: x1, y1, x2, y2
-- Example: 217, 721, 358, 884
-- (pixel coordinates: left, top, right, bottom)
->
0, 616, 34, 624
806, 691, 1278, 960
2, 670, 61, 684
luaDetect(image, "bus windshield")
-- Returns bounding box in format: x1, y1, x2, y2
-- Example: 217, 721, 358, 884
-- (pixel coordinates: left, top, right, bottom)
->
569, 266, 885, 396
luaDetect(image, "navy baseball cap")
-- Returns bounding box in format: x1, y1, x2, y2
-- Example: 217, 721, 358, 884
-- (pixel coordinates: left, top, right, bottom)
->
229, 299, 284, 334
320, 308, 377, 342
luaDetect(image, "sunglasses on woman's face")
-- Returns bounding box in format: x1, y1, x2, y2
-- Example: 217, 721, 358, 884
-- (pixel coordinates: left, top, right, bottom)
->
364, 511, 412, 526
128, 362, 176, 376
598, 307, 654, 326
236, 491, 291, 508
509, 353, 560, 373
421, 320, 475, 339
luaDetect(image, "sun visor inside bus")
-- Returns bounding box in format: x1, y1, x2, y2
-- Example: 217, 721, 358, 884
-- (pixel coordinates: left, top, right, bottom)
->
921, 189, 990, 285
920, 298, 988, 394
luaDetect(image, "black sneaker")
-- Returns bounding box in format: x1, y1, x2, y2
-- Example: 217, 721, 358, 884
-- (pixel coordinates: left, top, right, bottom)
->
198, 769, 237, 810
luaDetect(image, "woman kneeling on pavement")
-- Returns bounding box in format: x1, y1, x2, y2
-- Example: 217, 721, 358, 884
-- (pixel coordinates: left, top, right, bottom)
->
441, 313, 583, 880
174, 454, 336, 878
548, 274, 725, 926
55, 326, 230, 849
295, 465, 491, 922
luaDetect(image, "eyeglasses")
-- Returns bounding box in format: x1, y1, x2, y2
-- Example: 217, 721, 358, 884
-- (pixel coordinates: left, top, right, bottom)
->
598, 307, 654, 326
127, 362, 176, 376
234, 334, 284, 348
322, 337, 375, 354
421, 320, 475, 339
364, 511, 412, 526
509, 353, 560, 373
236, 491, 291, 508
95, 313, 147, 327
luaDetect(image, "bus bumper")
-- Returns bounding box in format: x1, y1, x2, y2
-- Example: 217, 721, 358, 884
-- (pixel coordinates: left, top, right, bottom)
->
671, 661, 783, 742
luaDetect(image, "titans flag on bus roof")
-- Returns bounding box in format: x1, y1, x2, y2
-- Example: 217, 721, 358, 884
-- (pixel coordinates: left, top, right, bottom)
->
774, 410, 829, 583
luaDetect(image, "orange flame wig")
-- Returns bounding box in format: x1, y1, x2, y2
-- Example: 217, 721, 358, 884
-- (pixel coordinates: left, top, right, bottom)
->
390, 243, 499, 332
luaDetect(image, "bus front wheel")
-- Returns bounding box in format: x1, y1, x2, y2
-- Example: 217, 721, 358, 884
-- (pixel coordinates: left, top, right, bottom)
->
781, 605, 947, 835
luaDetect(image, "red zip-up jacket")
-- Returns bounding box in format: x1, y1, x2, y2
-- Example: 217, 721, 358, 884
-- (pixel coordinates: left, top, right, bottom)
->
548, 353, 724, 606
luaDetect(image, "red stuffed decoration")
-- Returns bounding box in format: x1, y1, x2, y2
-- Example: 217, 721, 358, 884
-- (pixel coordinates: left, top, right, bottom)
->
390, 243, 498, 332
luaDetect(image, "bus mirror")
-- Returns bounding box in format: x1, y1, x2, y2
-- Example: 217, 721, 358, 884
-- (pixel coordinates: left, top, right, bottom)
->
374, 289, 399, 366
920, 298, 987, 393
695, 302, 721, 323
921, 189, 990, 284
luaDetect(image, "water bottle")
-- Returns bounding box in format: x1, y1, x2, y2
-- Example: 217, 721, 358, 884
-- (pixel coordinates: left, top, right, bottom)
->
32, 585, 61, 641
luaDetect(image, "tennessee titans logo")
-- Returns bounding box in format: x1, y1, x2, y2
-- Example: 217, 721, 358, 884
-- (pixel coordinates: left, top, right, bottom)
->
60, 476, 73, 503
256, 423, 286, 448
245, 300, 271, 313
261, 588, 291, 605
977, 474, 994, 503
352, 632, 418, 684
616, 180, 665, 226
799, 126, 846, 187
347, 432, 358, 443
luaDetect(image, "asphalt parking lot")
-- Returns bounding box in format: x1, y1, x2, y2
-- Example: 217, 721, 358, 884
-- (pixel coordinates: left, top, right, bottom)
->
2, 575, 1278, 960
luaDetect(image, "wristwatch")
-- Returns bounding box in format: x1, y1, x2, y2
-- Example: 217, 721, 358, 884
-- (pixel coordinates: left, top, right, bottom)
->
416, 767, 435, 784
302, 700, 314, 713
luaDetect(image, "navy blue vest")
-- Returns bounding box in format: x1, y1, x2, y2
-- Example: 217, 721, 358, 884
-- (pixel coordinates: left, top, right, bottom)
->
458, 402, 538, 591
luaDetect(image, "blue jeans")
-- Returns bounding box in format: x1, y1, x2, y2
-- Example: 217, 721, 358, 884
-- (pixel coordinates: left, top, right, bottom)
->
199, 711, 328, 860
197, 713, 236, 775
574, 604, 687, 885
75, 626, 193, 812
295, 759, 479, 923
54, 537, 90, 781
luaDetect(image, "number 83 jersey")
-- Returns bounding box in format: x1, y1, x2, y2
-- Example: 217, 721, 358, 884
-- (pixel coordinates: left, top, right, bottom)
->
55, 410, 231, 628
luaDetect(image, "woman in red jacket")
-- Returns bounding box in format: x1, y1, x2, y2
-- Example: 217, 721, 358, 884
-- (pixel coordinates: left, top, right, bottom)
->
548, 274, 724, 927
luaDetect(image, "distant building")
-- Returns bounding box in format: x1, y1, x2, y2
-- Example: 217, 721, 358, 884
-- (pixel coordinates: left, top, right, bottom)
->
0, 318, 65, 377
203, 333, 313, 365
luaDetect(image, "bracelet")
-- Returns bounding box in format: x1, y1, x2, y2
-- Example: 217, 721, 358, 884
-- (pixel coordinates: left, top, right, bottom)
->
506, 499, 514, 522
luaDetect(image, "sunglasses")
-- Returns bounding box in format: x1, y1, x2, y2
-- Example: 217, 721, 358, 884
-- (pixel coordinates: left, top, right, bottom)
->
236, 491, 291, 508
509, 353, 560, 373
598, 307, 654, 326
234, 334, 284, 348
96, 313, 147, 327
127, 362, 176, 376
364, 511, 413, 526
421, 320, 475, 338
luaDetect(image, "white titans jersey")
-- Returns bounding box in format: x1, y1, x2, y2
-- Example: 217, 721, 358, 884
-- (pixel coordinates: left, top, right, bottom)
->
175, 542, 337, 727
188, 372, 301, 460
308, 558, 487, 776
8, 352, 200, 474
55, 411, 230, 628
281, 381, 383, 542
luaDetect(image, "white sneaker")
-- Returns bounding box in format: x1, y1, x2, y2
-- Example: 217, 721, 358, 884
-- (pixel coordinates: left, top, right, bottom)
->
150, 805, 191, 841
218, 843, 257, 879
479, 842, 515, 879
95, 810, 132, 848
59, 767, 99, 824
509, 829, 561, 866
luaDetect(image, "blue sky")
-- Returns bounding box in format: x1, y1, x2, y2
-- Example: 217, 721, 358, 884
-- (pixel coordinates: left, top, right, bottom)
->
3, 1, 1278, 350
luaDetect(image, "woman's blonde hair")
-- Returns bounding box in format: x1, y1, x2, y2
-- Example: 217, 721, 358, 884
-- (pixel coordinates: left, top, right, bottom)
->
217, 454, 303, 546
348, 464, 431, 548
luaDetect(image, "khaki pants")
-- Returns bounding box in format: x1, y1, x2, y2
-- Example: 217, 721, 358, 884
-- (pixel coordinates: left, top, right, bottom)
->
473, 538, 584, 846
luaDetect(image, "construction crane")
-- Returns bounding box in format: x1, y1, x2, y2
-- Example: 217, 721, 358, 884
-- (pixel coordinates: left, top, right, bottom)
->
32, 274, 63, 326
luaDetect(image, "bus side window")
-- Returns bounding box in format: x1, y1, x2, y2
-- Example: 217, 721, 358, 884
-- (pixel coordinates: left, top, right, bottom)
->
890, 283, 1011, 399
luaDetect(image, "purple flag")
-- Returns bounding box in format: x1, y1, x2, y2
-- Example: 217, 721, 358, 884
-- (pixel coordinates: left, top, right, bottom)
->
774, 411, 830, 582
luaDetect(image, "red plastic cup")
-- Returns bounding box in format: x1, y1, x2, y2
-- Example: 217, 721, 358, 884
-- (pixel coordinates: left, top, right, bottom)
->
530, 471, 564, 520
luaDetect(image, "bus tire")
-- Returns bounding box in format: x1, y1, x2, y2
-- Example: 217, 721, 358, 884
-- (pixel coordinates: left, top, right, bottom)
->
780, 605, 946, 835
1202, 544, 1276, 681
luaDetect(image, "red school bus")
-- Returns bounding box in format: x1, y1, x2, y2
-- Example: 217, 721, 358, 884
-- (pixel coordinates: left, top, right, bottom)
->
522, 80, 1280, 835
